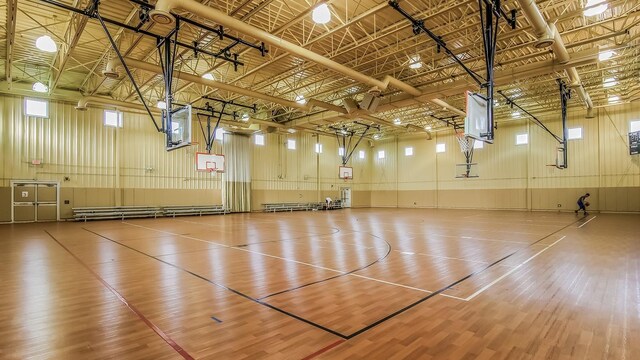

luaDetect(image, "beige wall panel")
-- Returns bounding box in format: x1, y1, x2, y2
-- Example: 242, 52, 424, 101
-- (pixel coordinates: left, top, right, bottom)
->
0, 187, 11, 222
397, 190, 436, 208
73, 188, 87, 207
351, 191, 371, 208
371, 190, 398, 207
59, 187, 74, 219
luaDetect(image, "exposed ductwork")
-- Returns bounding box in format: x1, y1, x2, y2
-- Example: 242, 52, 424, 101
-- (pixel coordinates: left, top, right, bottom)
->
102, 59, 120, 79
516, 0, 594, 116
122, 58, 345, 114
149, 0, 465, 117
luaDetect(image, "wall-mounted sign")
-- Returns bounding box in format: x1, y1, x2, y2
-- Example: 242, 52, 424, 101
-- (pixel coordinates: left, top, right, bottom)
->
630, 131, 640, 155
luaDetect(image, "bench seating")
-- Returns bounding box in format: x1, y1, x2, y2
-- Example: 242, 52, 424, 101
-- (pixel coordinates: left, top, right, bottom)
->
262, 201, 343, 212
73, 205, 228, 221
73, 206, 162, 222
163, 205, 228, 217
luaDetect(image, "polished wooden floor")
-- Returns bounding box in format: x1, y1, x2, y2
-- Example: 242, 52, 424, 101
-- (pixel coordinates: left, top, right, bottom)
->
1, 209, 638, 359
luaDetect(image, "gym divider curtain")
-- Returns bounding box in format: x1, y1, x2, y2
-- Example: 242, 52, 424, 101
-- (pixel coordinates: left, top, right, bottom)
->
222, 133, 251, 212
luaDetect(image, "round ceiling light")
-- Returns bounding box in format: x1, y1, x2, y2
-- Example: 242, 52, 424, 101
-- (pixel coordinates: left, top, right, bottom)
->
35, 35, 57, 53
312, 4, 331, 24
33, 82, 48, 93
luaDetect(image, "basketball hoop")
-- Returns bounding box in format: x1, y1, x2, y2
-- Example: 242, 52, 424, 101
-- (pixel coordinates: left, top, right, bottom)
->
455, 133, 473, 153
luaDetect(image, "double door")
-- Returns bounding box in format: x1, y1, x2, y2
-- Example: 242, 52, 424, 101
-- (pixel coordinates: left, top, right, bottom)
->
12, 181, 59, 222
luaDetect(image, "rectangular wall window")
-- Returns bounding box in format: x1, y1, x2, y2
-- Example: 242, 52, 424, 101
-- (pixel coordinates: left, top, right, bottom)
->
255, 134, 265, 145
104, 110, 123, 127
378, 150, 385, 159
436, 143, 446, 153
338, 147, 345, 156
215, 128, 225, 141
405, 147, 413, 156
25, 98, 49, 118
315, 143, 323, 153
287, 139, 296, 150
516, 133, 528, 145
567, 127, 582, 140
629, 120, 640, 133
358, 150, 365, 159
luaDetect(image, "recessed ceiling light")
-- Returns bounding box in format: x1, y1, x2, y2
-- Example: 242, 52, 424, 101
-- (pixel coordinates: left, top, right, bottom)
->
32, 82, 48, 93
157, 100, 167, 109
202, 73, 215, 81
598, 50, 614, 61
409, 55, 422, 69
35, 35, 57, 52
312, 3, 331, 24
603, 77, 617, 87
584, 0, 608, 17
295, 95, 306, 104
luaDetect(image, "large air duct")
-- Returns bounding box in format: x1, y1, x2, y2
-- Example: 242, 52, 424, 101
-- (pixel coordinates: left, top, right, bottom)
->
122, 58, 346, 115
149, 0, 464, 116
516, 0, 594, 115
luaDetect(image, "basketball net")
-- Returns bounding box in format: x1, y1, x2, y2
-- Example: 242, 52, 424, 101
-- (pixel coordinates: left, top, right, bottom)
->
455, 133, 473, 153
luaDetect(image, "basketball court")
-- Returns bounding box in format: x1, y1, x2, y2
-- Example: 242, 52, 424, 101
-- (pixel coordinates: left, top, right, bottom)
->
2, 210, 638, 358
1, 0, 639, 359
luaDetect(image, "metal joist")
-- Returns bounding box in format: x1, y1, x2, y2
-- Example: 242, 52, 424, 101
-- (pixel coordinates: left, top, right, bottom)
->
5, 0, 18, 86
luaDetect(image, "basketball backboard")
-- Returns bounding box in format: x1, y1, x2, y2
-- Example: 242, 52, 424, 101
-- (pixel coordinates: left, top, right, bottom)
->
465, 91, 493, 144
338, 166, 353, 180
166, 104, 192, 151
196, 152, 225, 172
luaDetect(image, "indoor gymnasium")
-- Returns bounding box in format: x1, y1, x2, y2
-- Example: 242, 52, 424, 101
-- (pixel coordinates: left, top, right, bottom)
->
1, 0, 639, 359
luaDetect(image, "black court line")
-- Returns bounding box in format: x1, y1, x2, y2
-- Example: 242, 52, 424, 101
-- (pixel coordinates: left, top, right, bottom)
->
343, 215, 585, 338
81, 228, 349, 339
257, 232, 392, 300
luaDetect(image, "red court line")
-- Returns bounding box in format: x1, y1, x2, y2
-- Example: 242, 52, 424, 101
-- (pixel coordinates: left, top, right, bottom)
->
302, 339, 345, 360
46, 231, 194, 360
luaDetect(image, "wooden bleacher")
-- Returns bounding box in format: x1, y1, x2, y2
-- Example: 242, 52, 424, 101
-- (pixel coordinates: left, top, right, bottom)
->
73, 205, 228, 221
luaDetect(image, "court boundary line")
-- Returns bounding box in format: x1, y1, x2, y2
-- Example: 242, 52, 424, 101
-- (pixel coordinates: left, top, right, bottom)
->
44, 230, 195, 360
463, 235, 567, 301
103, 213, 582, 340
302, 339, 346, 360
122, 222, 442, 297
342, 216, 584, 338
578, 215, 597, 228
81, 227, 349, 339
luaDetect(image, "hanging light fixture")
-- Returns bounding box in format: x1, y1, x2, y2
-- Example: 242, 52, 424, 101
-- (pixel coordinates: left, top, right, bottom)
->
312, 3, 331, 24
425, 125, 432, 130
583, 0, 608, 17
36, 35, 58, 52
608, 95, 620, 103
157, 100, 167, 109
202, 73, 215, 80
241, 113, 250, 122
295, 95, 306, 104
409, 55, 422, 69
393, 118, 401, 125
32, 82, 48, 93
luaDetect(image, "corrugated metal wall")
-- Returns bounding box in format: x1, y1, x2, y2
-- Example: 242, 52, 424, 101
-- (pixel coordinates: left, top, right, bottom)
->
0, 95, 220, 190
1, 94, 637, 212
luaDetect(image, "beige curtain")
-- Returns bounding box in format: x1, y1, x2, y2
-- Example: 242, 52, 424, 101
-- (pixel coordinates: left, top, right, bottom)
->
222, 133, 251, 212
